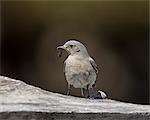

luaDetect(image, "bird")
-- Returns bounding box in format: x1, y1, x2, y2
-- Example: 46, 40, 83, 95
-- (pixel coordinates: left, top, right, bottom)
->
57, 39, 98, 98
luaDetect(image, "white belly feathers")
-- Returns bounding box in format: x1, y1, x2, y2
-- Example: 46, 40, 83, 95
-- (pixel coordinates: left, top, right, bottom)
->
64, 55, 96, 88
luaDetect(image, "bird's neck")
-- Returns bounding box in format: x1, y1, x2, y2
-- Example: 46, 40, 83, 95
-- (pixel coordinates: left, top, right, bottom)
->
68, 54, 89, 60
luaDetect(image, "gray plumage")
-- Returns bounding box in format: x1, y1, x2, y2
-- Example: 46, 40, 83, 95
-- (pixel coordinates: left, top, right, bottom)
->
57, 40, 98, 98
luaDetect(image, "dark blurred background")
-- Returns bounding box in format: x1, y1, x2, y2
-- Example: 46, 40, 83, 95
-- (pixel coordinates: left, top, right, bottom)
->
1, 1, 149, 104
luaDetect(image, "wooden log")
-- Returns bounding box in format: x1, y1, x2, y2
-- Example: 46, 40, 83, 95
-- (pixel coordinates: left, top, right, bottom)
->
0, 76, 149, 120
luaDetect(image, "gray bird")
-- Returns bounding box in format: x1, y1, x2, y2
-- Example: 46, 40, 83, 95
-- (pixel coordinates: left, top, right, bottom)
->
57, 39, 98, 98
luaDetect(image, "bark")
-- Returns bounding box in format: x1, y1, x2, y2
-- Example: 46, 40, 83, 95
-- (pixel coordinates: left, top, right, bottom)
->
0, 76, 149, 120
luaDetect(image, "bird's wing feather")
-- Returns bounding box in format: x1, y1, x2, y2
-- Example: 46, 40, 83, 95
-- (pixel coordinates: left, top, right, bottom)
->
89, 57, 98, 74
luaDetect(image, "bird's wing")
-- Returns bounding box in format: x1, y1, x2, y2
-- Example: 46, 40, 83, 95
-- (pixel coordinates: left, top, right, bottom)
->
89, 57, 98, 74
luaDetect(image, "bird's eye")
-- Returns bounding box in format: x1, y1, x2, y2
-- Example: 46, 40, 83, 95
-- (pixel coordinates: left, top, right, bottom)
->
70, 45, 74, 48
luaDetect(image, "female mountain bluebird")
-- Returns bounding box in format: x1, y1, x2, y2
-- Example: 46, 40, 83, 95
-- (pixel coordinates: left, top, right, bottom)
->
57, 39, 106, 98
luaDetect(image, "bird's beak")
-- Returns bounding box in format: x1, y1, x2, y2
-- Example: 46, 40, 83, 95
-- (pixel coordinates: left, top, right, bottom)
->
57, 45, 68, 57
57, 46, 66, 50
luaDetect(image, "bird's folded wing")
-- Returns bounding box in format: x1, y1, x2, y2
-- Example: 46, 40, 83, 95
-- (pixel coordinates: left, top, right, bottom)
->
89, 57, 98, 74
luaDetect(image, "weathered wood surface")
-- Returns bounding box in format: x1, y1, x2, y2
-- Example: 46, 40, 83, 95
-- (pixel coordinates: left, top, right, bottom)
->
0, 76, 149, 120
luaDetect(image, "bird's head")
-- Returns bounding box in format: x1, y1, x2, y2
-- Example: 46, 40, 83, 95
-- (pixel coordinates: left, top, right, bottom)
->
57, 39, 89, 57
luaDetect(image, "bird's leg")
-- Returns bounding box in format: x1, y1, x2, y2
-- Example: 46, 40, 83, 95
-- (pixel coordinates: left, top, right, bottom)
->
87, 85, 90, 98
67, 84, 71, 95
81, 88, 84, 97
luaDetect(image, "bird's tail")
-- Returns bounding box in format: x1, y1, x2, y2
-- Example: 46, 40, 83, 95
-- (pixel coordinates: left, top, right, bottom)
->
81, 88, 89, 98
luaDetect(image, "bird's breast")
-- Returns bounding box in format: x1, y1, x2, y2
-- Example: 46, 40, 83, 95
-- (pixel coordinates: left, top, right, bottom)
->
64, 56, 96, 88
65, 56, 90, 72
